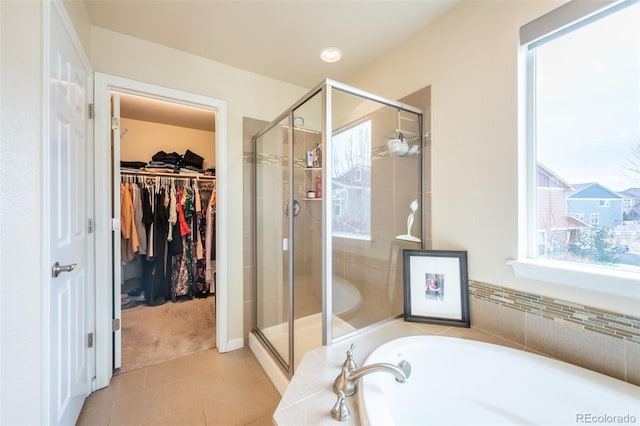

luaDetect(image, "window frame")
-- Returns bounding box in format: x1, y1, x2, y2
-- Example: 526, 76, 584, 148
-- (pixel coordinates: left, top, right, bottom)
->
512, 0, 639, 304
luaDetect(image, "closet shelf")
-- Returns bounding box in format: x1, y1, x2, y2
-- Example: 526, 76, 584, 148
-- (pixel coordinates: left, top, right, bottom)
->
120, 169, 216, 180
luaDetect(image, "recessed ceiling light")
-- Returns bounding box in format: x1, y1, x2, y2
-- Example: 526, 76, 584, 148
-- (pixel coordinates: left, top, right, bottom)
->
320, 47, 343, 63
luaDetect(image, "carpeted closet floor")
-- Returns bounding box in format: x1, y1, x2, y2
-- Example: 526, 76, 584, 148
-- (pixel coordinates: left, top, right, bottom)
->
120, 297, 216, 373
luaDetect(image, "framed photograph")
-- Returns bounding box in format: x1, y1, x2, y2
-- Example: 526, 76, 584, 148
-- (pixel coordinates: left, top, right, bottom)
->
402, 249, 470, 327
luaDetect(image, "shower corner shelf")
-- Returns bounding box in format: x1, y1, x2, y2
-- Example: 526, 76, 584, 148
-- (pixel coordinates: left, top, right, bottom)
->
304, 197, 322, 201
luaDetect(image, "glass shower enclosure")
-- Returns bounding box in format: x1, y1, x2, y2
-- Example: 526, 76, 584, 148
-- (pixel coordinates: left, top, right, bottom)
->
253, 80, 423, 377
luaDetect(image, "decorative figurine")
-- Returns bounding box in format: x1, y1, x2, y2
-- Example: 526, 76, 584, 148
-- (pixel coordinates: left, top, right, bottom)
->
396, 199, 421, 242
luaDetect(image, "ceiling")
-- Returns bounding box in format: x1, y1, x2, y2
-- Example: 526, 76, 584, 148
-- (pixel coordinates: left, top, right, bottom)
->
117, 92, 216, 132
83, 0, 458, 89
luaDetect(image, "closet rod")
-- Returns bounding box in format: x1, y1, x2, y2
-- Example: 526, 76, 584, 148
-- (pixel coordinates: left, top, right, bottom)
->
120, 170, 216, 180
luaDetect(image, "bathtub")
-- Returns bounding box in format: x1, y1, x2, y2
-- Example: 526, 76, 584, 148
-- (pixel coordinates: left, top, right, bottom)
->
358, 336, 640, 426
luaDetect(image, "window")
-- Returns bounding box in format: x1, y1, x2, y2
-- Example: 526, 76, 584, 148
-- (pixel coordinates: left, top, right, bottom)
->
525, 0, 639, 272
354, 168, 362, 183
332, 200, 342, 218
331, 120, 371, 239
537, 230, 547, 256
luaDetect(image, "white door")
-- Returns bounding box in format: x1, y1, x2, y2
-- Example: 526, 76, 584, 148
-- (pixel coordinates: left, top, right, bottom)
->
112, 93, 122, 370
49, 2, 93, 425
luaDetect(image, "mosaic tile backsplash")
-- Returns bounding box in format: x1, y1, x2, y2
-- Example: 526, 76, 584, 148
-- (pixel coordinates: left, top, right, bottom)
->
469, 280, 640, 344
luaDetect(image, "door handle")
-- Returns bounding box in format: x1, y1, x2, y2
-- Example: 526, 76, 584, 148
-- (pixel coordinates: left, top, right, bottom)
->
52, 261, 77, 278
283, 200, 300, 217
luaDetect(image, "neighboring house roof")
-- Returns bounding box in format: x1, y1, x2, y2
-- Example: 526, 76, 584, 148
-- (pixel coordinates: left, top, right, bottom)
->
569, 182, 622, 199
333, 164, 371, 188
537, 162, 574, 190
567, 215, 591, 228
619, 187, 640, 199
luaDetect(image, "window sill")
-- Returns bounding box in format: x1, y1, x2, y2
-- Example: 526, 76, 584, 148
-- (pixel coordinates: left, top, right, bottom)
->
332, 233, 372, 243
507, 259, 640, 301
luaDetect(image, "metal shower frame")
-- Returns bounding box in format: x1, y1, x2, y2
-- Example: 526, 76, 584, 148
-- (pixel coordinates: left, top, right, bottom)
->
252, 79, 424, 378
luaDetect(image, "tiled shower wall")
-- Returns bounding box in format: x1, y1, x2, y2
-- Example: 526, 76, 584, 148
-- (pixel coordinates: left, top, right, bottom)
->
470, 280, 640, 386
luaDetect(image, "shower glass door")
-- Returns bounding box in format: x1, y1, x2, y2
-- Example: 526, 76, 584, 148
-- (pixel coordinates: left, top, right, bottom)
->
254, 116, 292, 370
329, 85, 423, 341
291, 92, 323, 369
254, 89, 324, 375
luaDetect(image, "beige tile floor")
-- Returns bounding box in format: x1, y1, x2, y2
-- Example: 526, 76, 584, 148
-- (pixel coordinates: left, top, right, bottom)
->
77, 347, 280, 426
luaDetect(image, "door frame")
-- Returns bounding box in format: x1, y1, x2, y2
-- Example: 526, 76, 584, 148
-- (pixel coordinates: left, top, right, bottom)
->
93, 73, 230, 389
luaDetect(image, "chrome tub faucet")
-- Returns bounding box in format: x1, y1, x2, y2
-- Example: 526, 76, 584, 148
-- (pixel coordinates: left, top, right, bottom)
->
331, 345, 411, 421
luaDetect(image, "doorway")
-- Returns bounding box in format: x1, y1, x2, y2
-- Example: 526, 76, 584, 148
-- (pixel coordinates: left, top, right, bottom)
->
93, 73, 230, 388
115, 92, 217, 373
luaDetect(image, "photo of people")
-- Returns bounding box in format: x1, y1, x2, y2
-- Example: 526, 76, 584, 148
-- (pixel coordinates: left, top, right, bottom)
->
425, 273, 444, 301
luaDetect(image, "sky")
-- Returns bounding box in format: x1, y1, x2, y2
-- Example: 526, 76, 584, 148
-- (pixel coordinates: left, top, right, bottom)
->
536, 1, 640, 192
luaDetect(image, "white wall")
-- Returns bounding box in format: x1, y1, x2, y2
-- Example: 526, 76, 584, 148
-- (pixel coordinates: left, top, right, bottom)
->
1, 6, 305, 423
90, 26, 307, 347
348, 0, 636, 315
120, 118, 216, 169
0, 2, 46, 424
63, 0, 91, 56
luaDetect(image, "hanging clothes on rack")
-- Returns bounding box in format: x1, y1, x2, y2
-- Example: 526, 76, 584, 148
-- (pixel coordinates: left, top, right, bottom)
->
204, 184, 216, 295
194, 180, 213, 298
120, 182, 139, 263
121, 181, 143, 300
132, 183, 147, 256
171, 184, 194, 301
193, 181, 206, 298
119, 171, 216, 307
146, 185, 169, 305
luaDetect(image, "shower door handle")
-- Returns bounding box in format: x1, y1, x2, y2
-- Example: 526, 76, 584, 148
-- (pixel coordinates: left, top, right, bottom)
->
283, 200, 300, 217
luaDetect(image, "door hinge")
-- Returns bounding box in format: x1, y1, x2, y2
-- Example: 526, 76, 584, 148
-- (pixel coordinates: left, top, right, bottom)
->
111, 117, 120, 131
88, 103, 94, 119
112, 318, 120, 332
88, 332, 94, 348
88, 218, 94, 234
112, 217, 120, 231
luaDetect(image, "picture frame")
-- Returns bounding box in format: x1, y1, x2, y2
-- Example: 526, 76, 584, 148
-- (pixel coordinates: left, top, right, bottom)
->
402, 249, 470, 327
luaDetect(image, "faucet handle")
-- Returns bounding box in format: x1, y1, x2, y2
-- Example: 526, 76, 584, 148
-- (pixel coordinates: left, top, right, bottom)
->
342, 344, 357, 372
398, 360, 412, 380
331, 391, 351, 421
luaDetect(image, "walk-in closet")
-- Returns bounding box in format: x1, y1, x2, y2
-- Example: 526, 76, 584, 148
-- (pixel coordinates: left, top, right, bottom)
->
114, 92, 217, 373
